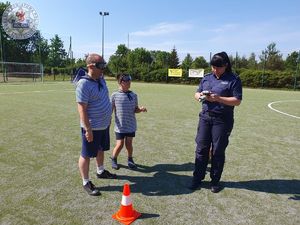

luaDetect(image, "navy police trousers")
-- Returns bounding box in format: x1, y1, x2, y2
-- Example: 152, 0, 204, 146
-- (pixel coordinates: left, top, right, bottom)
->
193, 112, 234, 184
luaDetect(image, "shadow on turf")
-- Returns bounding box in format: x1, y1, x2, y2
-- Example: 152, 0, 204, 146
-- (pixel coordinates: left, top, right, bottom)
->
101, 162, 197, 196
100, 162, 300, 199
139, 213, 160, 219
223, 179, 300, 200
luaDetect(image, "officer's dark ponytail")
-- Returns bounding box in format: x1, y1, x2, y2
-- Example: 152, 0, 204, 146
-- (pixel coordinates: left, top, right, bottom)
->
210, 51, 232, 73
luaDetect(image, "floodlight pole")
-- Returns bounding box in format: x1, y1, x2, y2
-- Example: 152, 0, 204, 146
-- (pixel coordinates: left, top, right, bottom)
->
0, 29, 2, 62
0, 29, 4, 81
294, 50, 300, 90
127, 33, 130, 49
37, 30, 43, 82
99, 11, 109, 59
262, 53, 267, 88
235, 51, 238, 72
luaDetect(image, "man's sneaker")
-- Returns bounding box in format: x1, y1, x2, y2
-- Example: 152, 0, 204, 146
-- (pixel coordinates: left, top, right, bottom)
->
83, 181, 101, 196
111, 157, 120, 170
128, 158, 137, 169
96, 169, 117, 179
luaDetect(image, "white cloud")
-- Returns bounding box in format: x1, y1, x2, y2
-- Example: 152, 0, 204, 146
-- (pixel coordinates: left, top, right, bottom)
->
208, 23, 239, 33
72, 18, 300, 61
205, 19, 300, 56
131, 22, 193, 37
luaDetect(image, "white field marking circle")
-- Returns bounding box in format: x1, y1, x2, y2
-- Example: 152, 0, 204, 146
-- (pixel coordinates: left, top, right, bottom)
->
268, 100, 300, 119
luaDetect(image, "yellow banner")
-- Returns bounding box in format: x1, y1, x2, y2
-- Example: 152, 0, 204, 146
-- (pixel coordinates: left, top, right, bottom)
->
168, 69, 182, 77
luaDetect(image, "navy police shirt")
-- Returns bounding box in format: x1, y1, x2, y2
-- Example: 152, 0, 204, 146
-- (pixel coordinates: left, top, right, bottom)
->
197, 72, 242, 117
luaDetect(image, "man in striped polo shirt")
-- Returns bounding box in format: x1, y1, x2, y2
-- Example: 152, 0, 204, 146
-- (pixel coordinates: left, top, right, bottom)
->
76, 53, 116, 196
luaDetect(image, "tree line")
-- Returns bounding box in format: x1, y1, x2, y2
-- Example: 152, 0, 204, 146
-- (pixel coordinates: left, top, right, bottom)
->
106, 43, 299, 89
1, 2, 299, 89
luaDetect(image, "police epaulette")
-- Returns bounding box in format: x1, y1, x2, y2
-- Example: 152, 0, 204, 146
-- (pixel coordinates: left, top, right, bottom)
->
233, 72, 240, 78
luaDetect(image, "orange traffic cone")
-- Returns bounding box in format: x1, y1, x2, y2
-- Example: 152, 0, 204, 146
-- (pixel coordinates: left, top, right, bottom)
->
112, 183, 141, 225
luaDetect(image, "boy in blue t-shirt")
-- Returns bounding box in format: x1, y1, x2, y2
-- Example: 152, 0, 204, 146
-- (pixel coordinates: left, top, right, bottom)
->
110, 73, 147, 170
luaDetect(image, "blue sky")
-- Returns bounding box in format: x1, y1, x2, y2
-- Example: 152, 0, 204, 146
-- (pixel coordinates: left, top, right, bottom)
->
5, 0, 300, 61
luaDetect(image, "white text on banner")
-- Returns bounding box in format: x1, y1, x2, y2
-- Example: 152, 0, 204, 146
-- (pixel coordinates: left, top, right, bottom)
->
189, 69, 204, 78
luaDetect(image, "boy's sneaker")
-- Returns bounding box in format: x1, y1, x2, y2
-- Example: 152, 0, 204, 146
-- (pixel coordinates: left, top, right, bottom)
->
83, 181, 101, 196
96, 169, 117, 179
111, 157, 120, 170
128, 158, 137, 169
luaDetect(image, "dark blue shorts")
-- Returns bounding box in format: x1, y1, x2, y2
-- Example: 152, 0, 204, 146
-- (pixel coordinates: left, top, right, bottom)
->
81, 127, 110, 158
115, 132, 135, 140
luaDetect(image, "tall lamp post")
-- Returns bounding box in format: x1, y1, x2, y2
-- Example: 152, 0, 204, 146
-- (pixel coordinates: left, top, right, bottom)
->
294, 50, 300, 90
99, 11, 109, 59
0, 29, 4, 82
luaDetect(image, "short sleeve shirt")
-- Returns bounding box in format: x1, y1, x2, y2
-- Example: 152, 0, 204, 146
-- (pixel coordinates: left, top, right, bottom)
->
111, 91, 138, 133
76, 76, 112, 130
197, 72, 242, 116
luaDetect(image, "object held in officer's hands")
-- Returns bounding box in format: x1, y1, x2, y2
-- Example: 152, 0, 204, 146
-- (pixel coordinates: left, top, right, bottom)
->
199, 90, 211, 102
202, 90, 211, 96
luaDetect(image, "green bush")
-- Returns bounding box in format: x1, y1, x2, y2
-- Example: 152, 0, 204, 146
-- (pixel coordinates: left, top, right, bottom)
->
41, 64, 298, 90
239, 69, 297, 89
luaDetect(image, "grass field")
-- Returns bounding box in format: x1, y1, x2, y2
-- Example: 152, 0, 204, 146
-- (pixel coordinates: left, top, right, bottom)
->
0, 81, 299, 225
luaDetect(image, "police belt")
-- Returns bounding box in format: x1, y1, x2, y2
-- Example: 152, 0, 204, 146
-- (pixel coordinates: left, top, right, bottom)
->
204, 111, 223, 117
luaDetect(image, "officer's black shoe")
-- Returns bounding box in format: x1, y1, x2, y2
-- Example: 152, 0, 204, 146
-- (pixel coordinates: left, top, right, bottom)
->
188, 179, 201, 190
211, 183, 222, 193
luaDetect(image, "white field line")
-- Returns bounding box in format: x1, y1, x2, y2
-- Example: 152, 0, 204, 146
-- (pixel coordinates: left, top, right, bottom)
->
0, 89, 74, 95
268, 100, 300, 119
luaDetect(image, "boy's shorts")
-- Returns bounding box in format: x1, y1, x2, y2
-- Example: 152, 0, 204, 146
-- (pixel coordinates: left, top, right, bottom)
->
115, 132, 135, 140
81, 127, 110, 158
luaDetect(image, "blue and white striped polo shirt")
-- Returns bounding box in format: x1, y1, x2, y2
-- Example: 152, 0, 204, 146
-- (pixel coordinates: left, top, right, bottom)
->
76, 76, 112, 130
111, 91, 138, 133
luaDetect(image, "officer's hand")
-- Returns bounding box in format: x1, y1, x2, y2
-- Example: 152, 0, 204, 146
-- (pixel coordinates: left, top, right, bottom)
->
206, 93, 219, 102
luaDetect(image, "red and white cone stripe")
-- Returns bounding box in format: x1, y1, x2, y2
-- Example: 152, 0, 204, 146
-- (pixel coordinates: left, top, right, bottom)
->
121, 194, 132, 206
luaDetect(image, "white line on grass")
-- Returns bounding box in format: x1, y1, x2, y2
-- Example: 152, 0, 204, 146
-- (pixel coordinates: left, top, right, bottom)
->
0, 89, 74, 95
268, 100, 300, 119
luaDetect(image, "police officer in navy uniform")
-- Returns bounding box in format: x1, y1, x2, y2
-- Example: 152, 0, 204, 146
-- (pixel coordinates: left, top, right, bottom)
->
189, 52, 242, 193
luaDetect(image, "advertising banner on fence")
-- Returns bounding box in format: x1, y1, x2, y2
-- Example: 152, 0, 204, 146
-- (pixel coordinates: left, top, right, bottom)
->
188, 69, 204, 78
168, 69, 182, 77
